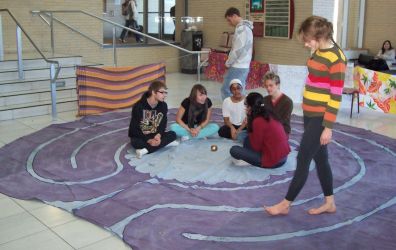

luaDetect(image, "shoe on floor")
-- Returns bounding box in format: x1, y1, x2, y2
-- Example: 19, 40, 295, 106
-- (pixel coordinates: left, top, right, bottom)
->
231, 158, 250, 167
167, 140, 179, 147
181, 136, 190, 142
136, 148, 148, 159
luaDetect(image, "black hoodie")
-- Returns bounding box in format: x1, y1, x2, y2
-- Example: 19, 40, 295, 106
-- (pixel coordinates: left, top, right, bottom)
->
128, 94, 168, 141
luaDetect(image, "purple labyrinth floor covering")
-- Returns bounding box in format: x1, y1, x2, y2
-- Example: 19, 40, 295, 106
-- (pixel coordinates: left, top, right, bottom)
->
0, 109, 395, 250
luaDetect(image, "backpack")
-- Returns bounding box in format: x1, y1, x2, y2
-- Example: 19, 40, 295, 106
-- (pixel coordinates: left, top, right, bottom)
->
121, 2, 128, 16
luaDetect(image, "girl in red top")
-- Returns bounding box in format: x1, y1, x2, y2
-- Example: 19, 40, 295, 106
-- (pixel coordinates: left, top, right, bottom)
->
230, 92, 290, 168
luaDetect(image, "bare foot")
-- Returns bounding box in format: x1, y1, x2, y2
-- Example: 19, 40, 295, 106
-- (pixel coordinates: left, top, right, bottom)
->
264, 199, 291, 216
308, 202, 336, 215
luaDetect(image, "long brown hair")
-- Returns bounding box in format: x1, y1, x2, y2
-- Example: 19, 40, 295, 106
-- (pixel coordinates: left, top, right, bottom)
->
381, 40, 393, 54
189, 84, 207, 105
187, 84, 208, 128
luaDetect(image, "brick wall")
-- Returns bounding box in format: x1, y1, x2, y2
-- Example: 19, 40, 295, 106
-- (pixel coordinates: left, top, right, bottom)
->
1, 0, 395, 70
364, 0, 396, 55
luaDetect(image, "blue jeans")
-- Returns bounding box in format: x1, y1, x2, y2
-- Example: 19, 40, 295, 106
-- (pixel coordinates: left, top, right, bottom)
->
230, 137, 287, 168
221, 67, 249, 100
170, 123, 220, 139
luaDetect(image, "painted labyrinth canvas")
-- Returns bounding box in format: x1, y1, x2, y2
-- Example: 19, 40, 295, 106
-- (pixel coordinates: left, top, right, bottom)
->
0, 109, 395, 249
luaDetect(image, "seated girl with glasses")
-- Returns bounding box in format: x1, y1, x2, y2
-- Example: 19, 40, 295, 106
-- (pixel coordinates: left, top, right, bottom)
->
230, 92, 290, 167
128, 81, 179, 159
171, 84, 220, 140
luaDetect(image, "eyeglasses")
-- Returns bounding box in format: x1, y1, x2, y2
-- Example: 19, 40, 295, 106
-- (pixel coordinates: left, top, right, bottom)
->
156, 91, 168, 95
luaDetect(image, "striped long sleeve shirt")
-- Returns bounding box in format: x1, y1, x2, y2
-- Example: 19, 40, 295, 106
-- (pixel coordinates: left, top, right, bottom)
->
302, 46, 346, 128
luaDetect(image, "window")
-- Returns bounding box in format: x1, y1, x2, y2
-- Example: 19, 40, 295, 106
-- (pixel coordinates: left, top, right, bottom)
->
139, 0, 176, 41
102, 0, 177, 45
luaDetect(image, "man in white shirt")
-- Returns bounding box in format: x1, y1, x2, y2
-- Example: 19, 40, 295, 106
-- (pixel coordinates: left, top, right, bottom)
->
221, 7, 253, 100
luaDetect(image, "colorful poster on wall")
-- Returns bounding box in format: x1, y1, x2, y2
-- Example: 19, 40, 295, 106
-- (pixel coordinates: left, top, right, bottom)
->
247, 0, 264, 37
250, 0, 264, 13
354, 66, 396, 114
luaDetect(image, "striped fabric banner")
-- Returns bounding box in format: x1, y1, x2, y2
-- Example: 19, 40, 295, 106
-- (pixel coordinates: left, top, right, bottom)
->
76, 63, 166, 116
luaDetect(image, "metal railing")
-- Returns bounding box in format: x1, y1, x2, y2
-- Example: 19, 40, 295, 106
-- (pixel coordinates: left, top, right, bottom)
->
0, 9, 61, 121
31, 10, 208, 82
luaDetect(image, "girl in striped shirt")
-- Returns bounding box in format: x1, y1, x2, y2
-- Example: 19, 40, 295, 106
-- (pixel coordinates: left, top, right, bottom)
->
265, 16, 346, 216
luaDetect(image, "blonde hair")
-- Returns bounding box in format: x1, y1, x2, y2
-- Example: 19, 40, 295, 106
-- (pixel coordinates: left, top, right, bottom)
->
263, 71, 280, 85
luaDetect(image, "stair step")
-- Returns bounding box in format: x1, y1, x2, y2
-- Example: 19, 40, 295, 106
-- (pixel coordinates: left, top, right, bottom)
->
0, 56, 82, 71
0, 97, 77, 121
0, 86, 77, 106
0, 76, 76, 93
0, 65, 77, 81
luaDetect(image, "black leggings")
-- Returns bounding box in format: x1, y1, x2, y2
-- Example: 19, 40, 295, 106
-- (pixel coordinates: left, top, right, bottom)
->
218, 124, 243, 139
285, 116, 333, 201
130, 131, 176, 153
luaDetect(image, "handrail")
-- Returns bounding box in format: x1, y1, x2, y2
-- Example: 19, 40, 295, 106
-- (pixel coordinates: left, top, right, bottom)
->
0, 9, 60, 66
0, 9, 61, 121
31, 10, 208, 80
35, 12, 103, 46
31, 10, 202, 54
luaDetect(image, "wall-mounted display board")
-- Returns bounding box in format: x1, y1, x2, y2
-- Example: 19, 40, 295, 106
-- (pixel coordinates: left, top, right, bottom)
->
246, 0, 294, 39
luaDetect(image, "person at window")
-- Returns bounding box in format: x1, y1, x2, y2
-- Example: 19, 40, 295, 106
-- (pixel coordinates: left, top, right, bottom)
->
376, 40, 395, 69
170, 5, 176, 41
218, 79, 247, 140
265, 16, 346, 216
229, 92, 290, 168
128, 81, 178, 159
262, 72, 293, 135
221, 7, 253, 100
171, 84, 219, 140
120, 0, 143, 43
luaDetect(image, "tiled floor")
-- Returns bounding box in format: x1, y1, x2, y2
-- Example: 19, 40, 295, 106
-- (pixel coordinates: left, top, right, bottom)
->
0, 73, 395, 249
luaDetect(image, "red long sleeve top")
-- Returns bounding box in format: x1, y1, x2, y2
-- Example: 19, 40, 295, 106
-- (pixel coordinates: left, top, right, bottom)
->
248, 116, 291, 168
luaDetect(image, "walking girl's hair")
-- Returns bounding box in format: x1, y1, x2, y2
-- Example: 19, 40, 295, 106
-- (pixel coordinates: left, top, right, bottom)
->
298, 15, 341, 49
298, 15, 333, 42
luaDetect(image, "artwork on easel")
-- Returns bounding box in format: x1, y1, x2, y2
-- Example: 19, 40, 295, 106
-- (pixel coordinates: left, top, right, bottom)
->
250, 0, 264, 13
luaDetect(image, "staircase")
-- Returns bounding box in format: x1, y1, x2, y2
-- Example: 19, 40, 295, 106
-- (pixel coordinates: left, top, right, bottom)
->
0, 55, 84, 121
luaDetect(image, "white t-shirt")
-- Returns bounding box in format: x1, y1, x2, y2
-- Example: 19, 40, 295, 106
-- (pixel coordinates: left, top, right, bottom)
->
222, 97, 246, 126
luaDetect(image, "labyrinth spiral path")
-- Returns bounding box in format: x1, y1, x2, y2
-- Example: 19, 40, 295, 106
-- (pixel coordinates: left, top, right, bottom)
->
0, 109, 395, 250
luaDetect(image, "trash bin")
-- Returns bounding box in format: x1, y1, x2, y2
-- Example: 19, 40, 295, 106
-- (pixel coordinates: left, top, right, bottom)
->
180, 30, 203, 74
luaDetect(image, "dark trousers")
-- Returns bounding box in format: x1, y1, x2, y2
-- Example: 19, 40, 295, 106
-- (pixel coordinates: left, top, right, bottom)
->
285, 116, 333, 201
130, 131, 176, 153
230, 137, 286, 168
218, 124, 243, 139
120, 19, 142, 41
